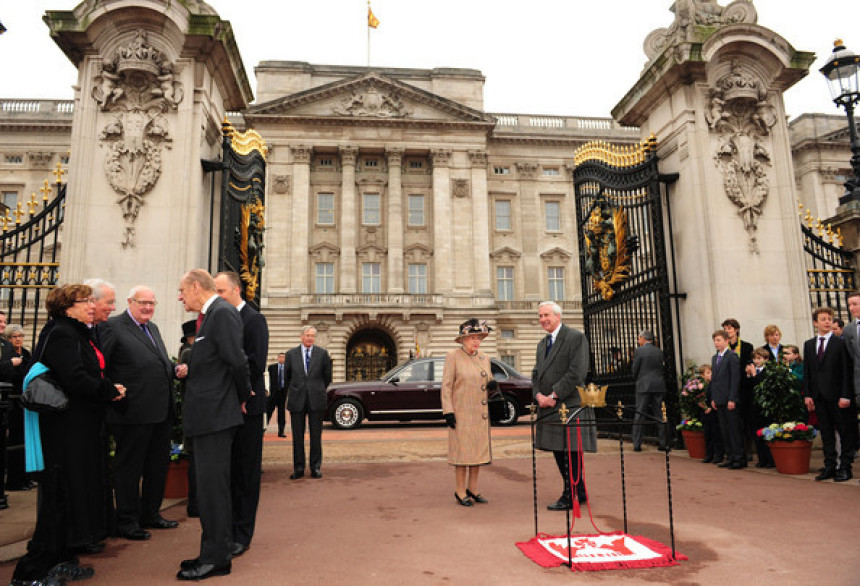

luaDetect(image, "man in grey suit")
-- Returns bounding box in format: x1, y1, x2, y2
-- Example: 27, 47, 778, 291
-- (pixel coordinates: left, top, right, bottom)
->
532, 301, 596, 511
285, 325, 332, 480
100, 286, 178, 542
175, 269, 250, 581
631, 330, 667, 452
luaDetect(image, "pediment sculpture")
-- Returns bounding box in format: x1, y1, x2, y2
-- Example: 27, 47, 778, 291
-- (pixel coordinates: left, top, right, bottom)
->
706, 59, 777, 254
92, 29, 184, 248
332, 85, 411, 118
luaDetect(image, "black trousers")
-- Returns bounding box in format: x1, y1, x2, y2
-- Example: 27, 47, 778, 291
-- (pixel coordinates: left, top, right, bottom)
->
632, 392, 666, 449
553, 449, 586, 503
815, 397, 857, 471
702, 409, 723, 460
267, 387, 287, 433
716, 405, 744, 465
6, 397, 28, 489
109, 420, 172, 531
290, 410, 323, 473
231, 413, 264, 547
191, 427, 237, 565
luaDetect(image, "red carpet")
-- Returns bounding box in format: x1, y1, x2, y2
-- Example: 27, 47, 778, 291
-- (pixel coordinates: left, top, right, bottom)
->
516, 531, 687, 571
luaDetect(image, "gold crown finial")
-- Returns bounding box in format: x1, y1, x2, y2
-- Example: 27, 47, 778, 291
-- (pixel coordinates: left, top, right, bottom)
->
577, 383, 608, 408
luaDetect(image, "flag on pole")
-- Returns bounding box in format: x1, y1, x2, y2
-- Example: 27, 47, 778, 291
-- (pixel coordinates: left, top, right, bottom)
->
368, 2, 380, 29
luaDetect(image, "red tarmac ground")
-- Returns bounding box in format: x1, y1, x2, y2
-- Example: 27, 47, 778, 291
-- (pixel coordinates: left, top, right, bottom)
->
1, 420, 858, 585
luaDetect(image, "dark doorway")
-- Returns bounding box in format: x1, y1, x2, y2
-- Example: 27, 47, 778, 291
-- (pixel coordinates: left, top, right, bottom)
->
346, 328, 397, 381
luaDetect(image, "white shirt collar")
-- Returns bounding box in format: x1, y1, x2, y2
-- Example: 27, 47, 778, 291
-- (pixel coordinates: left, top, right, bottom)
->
549, 323, 562, 342
237, 300, 246, 312
201, 294, 219, 314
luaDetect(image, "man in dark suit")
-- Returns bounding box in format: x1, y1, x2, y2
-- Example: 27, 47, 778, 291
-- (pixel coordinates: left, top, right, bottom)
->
631, 330, 666, 451
175, 269, 250, 581
532, 301, 596, 511
100, 286, 178, 542
214, 271, 269, 558
285, 325, 332, 479
267, 352, 287, 437
710, 329, 745, 469
722, 318, 755, 461
802, 307, 856, 482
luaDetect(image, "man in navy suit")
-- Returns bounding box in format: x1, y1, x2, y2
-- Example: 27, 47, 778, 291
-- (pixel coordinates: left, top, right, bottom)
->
100, 285, 178, 542
267, 353, 287, 437
802, 307, 856, 482
176, 269, 250, 581
631, 330, 667, 451
710, 329, 745, 469
214, 271, 269, 557
285, 326, 332, 479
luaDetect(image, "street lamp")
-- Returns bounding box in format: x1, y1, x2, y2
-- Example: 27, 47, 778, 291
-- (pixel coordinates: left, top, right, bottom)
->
821, 39, 860, 205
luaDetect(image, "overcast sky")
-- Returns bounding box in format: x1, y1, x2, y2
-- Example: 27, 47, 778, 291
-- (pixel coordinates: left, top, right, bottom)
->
1, 1, 858, 119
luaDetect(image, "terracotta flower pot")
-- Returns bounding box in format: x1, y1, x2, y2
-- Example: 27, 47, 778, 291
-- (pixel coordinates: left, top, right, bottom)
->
164, 458, 190, 498
767, 440, 812, 474
681, 430, 706, 459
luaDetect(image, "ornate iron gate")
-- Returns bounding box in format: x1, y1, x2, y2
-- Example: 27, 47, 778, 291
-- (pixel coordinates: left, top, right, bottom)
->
573, 138, 679, 433
798, 203, 855, 319
204, 120, 267, 309
0, 167, 66, 343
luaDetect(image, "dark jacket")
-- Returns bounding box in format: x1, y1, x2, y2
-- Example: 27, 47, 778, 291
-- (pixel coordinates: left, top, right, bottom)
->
632, 342, 665, 395
802, 334, 854, 403
239, 304, 269, 416
285, 343, 332, 413
710, 350, 740, 405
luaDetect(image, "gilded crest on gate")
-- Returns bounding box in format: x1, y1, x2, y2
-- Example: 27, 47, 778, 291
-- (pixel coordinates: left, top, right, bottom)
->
238, 196, 266, 302
582, 197, 631, 301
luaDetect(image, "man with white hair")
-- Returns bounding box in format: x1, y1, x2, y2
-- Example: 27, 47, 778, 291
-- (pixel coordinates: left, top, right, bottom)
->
84, 278, 116, 325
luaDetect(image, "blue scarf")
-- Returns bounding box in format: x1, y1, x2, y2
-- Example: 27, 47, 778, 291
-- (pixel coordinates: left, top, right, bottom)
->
22, 362, 49, 472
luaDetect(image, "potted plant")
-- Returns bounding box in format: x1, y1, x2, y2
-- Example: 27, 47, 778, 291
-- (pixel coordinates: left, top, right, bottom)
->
757, 422, 817, 474
676, 418, 706, 459
164, 371, 189, 498
677, 363, 707, 458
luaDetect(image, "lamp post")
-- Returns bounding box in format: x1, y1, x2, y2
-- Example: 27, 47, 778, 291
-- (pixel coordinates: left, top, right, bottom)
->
821, 39, 860, 205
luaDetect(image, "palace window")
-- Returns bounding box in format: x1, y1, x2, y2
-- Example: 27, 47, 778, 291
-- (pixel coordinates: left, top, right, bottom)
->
2, 191, 18, 210
493, 166, 510, 175
364, 158, 379, 168
495, 200, 512, 231
408, 263, 427, 294
317, 157, 334, 167
362, 262, 381, 293
542, 167, 560, 176
362, 193, 381, 225
4, 155, 23, 164
408, 160, 424, 169
317, 193, 335, 225
408, 195, 425, 226
315, 262, 334, 294
545, 201, 560, 231
548, 267, 565, 301
496, 267, 514, 301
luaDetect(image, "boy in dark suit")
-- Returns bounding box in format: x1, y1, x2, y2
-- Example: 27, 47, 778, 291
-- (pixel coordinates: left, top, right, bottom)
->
802, 307, 856, 482
710, 329, 745, 469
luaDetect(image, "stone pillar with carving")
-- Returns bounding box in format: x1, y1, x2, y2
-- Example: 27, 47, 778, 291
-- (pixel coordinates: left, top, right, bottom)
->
614, 1, 815, 361
431, 149, 453, 293
386, 147, 405, 293
290, 145, 312, 294
340, 146, 359, 293
517, 161, 541, 300
45, 0, 252, 339
469, 150, 492, 295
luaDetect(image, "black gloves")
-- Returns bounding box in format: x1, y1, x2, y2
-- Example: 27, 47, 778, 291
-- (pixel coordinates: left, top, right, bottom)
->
444, 413, 456, 429
487, 380, 499, 392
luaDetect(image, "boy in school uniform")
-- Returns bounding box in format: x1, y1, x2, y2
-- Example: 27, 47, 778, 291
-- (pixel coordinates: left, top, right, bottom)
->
710, 329, 745, 469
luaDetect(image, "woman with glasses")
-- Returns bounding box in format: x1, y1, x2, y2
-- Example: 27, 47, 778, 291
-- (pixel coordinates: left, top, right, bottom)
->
5, 324, 33, 492
11, 284, 126, 585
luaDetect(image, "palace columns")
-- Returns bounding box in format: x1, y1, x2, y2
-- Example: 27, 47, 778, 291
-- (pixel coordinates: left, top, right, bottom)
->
290, 145, 312, 294
516, 162, 541, 300
340, 145, 359, 293
469, 150, 491, 295
386, 147, 405, 293
431, 149, 453, 293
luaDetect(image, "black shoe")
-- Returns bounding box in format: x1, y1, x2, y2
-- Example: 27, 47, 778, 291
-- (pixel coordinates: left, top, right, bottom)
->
835, 468, 853, 482
547, 499, 572, 511
815, 468, 837, 481
176, 561, 231, 581
231, 542, 249, 557
702, 456, 714, 464
141, 516, 179, 529
181, 558, 200, 570
728, 462, 746, 469
71, 541, 105, 555
712, 456, 724, 465
277, 433, 286, 437
187, 504, 199, 518
466, 489, 488, 504
6, 481, 35, 491
311, 469, 322, 479
48, 561, 95, 581
0, 496, 8, 510
118, 528, 151, 541
633, 446, 642, 452
718, 461, 732, 468
290, 470, 304, 480
454, 492, 474, 507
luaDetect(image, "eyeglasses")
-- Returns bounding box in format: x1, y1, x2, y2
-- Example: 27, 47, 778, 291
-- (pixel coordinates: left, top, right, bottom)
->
131, 299, 158, 307
74, 298, 95, 305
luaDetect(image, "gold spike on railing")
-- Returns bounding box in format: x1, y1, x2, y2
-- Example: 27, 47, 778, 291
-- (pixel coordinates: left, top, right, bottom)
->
53, 161, 66, 185
40, 180, 52, 203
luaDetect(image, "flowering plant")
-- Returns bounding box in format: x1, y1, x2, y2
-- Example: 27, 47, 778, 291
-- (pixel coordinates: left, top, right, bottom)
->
678, 366, 708, 420
170, 443, 186, 463
676, 418, 703, 432
757, 421, 817, 443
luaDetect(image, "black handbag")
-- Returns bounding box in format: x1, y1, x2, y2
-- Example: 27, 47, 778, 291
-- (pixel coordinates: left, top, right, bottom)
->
20, 364, 68, 413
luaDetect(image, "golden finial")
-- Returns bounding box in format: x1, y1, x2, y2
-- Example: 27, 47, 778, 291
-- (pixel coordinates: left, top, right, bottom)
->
836, 227, 844, 247
40, 180, 52, 203
804, 209, 813, 225
26, 193, 38, 216
53, 162, 66, 185
578, 383, 608, 408
559, 403, 570, 423
617, 400, 623, 419
1, 213, 9, 233
13, 202, 24, 225
661, 401, 667, 422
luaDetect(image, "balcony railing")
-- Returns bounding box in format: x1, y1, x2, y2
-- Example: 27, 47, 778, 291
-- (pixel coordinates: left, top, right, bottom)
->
301, 294, 445, 307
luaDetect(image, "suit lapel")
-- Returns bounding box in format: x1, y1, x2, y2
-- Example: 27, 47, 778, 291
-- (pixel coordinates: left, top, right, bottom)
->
122, 312, 161, 358
537, 326, 564, 376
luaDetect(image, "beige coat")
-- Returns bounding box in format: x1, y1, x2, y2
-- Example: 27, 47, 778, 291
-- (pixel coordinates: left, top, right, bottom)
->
440, 347, 492, 466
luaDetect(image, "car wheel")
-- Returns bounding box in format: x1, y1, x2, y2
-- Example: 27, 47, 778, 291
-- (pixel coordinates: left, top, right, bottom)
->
330, 399, 364, 430
493, 395, 519, 426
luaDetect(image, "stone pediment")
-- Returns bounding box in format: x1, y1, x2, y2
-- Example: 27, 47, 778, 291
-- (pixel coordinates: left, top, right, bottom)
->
244, 72, 494, 126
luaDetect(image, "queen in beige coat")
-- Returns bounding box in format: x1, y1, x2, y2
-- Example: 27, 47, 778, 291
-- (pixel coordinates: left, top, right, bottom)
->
441, 318, 496, 507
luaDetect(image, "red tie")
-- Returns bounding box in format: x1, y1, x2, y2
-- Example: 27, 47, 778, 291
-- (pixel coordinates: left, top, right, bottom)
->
817, 337, 825, 362
196, 312, 204, 333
